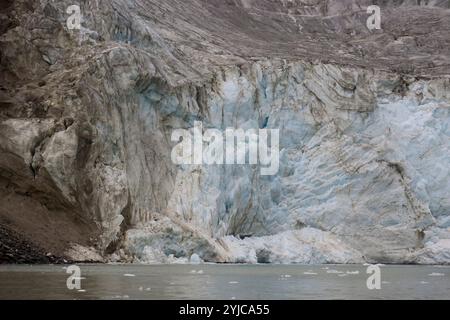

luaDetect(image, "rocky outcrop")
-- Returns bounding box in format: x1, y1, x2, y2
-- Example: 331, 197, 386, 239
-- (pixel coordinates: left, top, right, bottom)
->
0, 0, 449, 264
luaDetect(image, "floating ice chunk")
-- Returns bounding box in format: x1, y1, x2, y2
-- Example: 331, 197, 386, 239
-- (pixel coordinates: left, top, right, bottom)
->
346, 271, 359, 275
327, 269, 343, 274
229, 281, 239, 284
303, 271, 318, 275
420, 281, 429, 284
428, 272, 445, 276
124, 274, 136, 277
280, 274, 292, 278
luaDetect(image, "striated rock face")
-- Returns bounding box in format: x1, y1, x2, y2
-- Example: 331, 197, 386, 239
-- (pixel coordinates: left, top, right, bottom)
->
0, 0, 449, 264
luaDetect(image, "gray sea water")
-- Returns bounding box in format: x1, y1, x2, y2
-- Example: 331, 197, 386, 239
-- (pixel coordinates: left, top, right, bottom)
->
0, 264, 449, 300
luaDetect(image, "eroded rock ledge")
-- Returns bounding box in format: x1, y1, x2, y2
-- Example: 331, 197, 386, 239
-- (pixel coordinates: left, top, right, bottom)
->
0, 0, 449, 264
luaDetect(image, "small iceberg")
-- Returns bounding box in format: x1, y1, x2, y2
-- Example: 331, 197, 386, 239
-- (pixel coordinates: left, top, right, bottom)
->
190, 269, 204, 274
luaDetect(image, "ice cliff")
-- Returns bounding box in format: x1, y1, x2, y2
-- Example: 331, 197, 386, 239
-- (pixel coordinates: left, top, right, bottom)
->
1, 0, 450, 264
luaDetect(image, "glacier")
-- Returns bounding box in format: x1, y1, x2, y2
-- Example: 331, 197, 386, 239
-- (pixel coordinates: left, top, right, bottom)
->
0, 0, 449, 264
